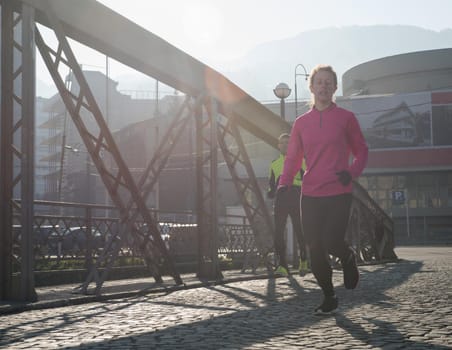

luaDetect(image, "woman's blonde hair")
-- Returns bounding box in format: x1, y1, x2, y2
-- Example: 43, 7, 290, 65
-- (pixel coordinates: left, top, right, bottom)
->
308, 64, 338, 107
308, 64, 338, 88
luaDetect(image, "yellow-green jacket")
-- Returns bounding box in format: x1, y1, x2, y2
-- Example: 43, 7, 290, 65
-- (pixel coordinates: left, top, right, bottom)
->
267, 154, 304, 199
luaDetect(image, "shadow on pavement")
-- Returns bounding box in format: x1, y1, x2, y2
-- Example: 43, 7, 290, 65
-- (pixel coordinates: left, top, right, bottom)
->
335, 314, 451, 350
3, 259, 447, 349
0, 294, 160, 346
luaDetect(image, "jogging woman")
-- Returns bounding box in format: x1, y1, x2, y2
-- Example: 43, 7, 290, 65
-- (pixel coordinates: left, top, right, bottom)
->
278, 64, 368, 314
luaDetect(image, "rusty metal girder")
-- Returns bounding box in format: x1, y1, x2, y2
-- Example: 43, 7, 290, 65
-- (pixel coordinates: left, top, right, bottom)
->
0, 0, 36, 301
19, 0, 289, 149
137, 95, 200, 200
76, 95, 201, 293
0, 0, 16, 301
195, 98, 223, 280
217, 114, 274, 272
33, 4, 181, 293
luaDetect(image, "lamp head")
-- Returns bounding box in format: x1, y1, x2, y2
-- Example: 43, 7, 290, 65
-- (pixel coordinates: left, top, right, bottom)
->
273, 82, 291, 99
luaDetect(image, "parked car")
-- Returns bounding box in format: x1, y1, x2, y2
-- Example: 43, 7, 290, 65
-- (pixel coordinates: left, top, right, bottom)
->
10, 224, 64, 257
61, 226, 104, 255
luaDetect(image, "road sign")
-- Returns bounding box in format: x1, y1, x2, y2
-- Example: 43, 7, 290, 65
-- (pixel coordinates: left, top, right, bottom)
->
392, 190, 405, 204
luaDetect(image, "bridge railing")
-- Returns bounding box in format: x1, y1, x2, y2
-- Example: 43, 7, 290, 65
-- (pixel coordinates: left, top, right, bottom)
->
12, 187, 396, 278
11, 200, 254, 275
348, 182, 398, 262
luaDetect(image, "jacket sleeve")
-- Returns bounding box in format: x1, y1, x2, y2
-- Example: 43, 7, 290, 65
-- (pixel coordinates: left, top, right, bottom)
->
279, 121, 304, 187
346, 114, 368, 179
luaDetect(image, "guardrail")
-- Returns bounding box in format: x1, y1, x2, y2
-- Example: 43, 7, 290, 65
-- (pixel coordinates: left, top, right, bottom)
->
12, 200, 255, 275
12, 189, 396, 281
348, 182, 397, 262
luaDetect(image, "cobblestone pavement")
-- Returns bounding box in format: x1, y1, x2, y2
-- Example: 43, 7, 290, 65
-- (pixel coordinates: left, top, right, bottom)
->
1, 246, 451, 349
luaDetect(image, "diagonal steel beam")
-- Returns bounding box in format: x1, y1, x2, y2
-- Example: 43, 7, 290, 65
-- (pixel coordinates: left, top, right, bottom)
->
19, 0, 290, 150
34, 1, 181, 293
217, 113, 274, 272
137, 95, 201, 201
76, 95, 201, 293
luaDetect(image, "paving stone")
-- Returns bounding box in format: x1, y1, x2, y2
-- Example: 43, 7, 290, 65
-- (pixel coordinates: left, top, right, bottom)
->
0, 247, 451, 349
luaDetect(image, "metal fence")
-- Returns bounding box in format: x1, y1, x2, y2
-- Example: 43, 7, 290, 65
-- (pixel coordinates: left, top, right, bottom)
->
12, 185, 396, 279
348, 182, 397, 262
11, 200, 256, 274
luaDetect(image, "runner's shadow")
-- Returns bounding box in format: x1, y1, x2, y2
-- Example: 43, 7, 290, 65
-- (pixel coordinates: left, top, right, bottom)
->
335, 314, 451, 350
4, 258, 445, 349
336, 260, 421, 309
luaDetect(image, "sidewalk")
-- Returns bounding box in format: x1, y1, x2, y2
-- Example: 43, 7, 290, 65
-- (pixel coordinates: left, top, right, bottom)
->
0, 267, 272, 315
1, 246, 451, 349
0, 247, 429, 315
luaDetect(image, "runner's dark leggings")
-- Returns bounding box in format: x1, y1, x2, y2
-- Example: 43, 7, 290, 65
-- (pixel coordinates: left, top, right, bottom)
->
301, 193, 352, 296
274, 186, 307, 269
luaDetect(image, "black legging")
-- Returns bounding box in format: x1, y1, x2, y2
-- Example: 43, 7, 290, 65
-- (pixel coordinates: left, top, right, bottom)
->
301, 193, 352, 296
274, 186, 307, 269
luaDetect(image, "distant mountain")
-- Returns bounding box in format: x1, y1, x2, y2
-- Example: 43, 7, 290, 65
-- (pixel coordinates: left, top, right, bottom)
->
219, 25, 452, 101
36, 25, 452, 102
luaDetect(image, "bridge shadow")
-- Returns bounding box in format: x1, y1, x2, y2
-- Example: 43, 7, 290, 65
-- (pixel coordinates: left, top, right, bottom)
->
2, 259, 448, 349
0, 292, 168, 346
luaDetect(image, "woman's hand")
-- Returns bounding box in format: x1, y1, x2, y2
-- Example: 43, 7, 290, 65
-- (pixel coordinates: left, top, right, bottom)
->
336, 170, 352, 186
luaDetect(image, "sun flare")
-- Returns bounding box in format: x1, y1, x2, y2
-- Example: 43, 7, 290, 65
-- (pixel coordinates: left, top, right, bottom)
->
181, 2, 223, 47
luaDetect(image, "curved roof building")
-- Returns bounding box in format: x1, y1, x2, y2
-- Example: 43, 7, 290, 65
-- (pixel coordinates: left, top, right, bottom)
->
342, 48, 452, 96
339, 48, 452, 245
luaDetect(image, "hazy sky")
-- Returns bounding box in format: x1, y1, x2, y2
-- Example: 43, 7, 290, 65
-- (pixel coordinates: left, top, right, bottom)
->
97, 0, 452, 64
37, 0, 452, 96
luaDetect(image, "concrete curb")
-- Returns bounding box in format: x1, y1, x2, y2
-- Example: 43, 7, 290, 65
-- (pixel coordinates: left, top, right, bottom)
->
0, 272, 272, 316
1, 259, 400, 316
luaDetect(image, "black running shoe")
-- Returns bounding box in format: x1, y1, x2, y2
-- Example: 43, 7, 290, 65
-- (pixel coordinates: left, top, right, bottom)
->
342, 249, 359, 289
315, 295, 338, 315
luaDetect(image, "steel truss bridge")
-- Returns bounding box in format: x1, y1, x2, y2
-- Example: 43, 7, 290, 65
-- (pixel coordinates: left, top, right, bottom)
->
0, 0, 396, 301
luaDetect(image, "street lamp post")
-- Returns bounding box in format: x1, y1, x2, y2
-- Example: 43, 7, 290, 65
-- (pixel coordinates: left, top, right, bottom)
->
294, 64, 309, 118
64, 145, 91, 204
273, 82, 292, 120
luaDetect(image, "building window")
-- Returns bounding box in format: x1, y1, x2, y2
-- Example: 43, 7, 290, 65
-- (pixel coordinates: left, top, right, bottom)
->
418, 187, 439, 208
396, 175, 406, 188
377, 176, 393, 190
367, 176, 377, 190
361, 172, 452, 210
417, 173, 435, 186
432, 105, 452, 146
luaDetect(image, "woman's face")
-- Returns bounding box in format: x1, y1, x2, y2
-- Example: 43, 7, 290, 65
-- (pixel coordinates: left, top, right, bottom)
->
278, 137, 289, 155
310, 70, 337, 105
